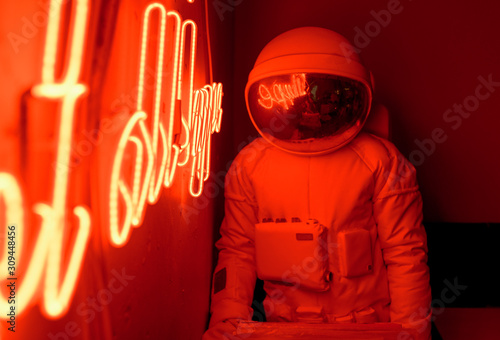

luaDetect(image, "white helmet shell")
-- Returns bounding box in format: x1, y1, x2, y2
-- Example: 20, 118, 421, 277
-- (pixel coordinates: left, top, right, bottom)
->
245, 27, 374, 155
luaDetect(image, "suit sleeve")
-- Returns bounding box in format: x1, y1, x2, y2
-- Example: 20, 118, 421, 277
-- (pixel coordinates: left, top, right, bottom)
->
208, 156, 259, 328
372, 142, 432, 339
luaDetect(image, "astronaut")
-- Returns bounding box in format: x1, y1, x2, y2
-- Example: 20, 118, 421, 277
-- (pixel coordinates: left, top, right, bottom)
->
204, 27, 431, 339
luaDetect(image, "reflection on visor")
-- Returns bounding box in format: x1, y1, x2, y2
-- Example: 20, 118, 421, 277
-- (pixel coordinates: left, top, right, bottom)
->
258, 73, 307, 110
248, 73, 369, 142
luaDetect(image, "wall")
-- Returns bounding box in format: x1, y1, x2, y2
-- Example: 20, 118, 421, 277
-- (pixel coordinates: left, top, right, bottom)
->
0, 0, 233, 339
231, 0, 500, 223
1, 1, 499, 339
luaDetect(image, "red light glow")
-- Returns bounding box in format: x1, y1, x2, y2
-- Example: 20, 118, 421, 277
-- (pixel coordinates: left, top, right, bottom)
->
0, 0, 223, 320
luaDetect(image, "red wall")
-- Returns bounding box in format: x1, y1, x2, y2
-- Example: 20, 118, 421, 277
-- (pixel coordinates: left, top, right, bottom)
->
231, 0, 500, 223
1, 1, 499, 339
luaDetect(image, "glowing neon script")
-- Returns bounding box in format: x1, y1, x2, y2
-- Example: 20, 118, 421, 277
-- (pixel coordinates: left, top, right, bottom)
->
0, 0, 91, 319
0, 0, 222, 319
189, 83, 223, 197
107, 3, 223, 247
258, 73, 307, 110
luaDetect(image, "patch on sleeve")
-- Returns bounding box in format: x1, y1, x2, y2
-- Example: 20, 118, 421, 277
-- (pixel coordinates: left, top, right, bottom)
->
213, 267, 227, 294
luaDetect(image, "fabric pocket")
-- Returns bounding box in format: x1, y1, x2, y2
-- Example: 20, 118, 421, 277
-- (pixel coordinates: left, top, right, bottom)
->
337, 229, 373, 277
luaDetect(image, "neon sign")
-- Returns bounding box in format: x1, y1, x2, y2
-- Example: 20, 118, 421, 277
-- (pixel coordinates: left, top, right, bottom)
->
0, 0, 222, 319
258, 73, 307, 110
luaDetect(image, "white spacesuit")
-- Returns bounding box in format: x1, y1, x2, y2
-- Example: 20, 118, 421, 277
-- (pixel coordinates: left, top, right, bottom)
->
204, 27, 431, 340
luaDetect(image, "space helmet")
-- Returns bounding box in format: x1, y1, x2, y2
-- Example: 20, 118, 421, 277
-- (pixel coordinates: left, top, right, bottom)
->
245, 27, 374, 155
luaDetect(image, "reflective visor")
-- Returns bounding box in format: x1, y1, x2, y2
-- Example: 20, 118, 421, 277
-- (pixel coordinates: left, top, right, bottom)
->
247, 73, 370, 154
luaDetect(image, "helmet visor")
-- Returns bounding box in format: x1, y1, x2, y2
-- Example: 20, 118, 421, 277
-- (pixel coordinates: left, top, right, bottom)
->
247, 73, 370, 153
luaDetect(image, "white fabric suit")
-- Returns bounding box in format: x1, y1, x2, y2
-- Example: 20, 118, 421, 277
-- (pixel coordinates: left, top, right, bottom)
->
204, 26, 432, 340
